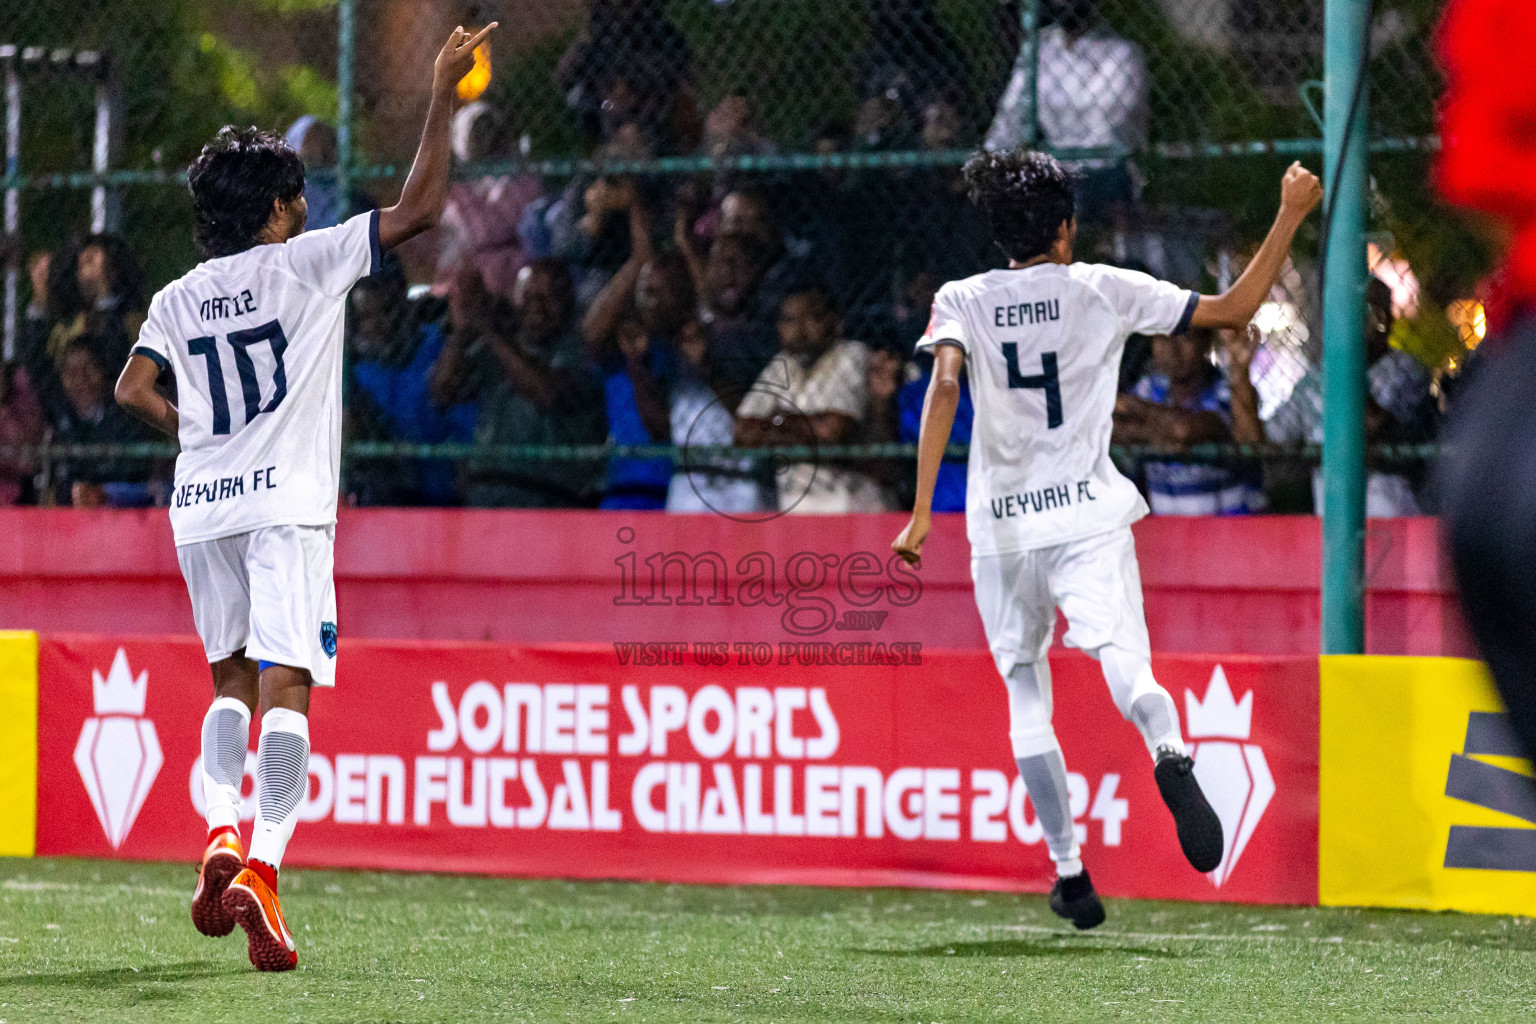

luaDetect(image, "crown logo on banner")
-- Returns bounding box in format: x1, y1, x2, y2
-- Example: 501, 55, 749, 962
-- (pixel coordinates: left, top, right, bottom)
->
76, 648, 162, 849
92, 648, 149, 716
1184, 665, 1253, 740
1185, 664, 1273, 889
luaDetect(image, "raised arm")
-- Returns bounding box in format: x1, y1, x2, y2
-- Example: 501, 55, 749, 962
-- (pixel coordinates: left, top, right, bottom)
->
377, 23, 498, 250
582, 193, 653, 356
1223, 327, 1265, 444
892, 342, 964, 566
1190, 162, 1323, 331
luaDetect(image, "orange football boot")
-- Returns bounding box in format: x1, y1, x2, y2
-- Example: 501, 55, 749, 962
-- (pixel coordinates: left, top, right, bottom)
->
221, 861, 298, 971
191, 827, 244, 937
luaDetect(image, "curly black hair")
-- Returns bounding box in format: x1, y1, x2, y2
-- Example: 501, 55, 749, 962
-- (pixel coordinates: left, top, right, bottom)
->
187, 126, 306, 259
962, 147, 1076, 265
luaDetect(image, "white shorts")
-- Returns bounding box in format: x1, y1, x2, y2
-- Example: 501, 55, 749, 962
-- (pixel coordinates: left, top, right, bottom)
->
971, 526, 1151, 677
176, 524, 338, 687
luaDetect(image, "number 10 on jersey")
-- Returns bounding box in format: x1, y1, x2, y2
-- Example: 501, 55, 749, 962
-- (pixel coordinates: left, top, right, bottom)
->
1002, 344, 1063, 429
188, 320, 290, 435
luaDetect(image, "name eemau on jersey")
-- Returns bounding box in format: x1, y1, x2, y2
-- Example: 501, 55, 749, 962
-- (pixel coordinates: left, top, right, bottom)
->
993, 298, 1061, 327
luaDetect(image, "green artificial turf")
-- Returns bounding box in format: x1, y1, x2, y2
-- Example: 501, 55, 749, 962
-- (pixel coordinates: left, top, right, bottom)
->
2, 857, 1535, 1023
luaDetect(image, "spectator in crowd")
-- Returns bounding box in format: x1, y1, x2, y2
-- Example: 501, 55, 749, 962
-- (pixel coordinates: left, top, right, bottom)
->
666, 317, 770, 514
892, 272, 943, 353
700, 95, 774, 162
1263, 277, 1437, 515
556, 0, 698, 153
893, 95, 1000, 302
45, 234, 147, 377
716, 187, 830, 321
865, 347, 974, 513
284, 116, 374, 231
986, 0, 1148, 224
1113, 326, 1266, 515
601, 313, 676, 509
0, 361, 44, 505
18, 251, 67, 423
679, 227, 780, 393
735, 288, 887, 513
431, 258, 607, 508
423, 102, 543, 308
852, 0, 969, 149
693, 95, 777, 208
343, 256, 476, 506
547, 146, 661, 312
783, 121, 895, 324
50, 337, 159, 507
582, 200, 684, 510
532, 124, 657, 301
583, 217, 695, 362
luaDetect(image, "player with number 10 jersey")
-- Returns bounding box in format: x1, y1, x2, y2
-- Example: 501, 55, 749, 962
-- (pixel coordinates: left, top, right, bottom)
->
135, 207, 377, 546
114, 24, 498, 973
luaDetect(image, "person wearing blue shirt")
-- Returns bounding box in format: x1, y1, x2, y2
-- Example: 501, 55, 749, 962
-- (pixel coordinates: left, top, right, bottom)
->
868, 348, 973, 513
1113, 327, 1264, 515
430, 260, 607, 507
344, 258, 475, 505
898, 357, 972, 513
600, 318, 677, 509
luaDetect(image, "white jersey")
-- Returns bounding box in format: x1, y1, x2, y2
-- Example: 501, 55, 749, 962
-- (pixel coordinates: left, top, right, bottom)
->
916, 262, 1196, 555
133, 211, 380, 546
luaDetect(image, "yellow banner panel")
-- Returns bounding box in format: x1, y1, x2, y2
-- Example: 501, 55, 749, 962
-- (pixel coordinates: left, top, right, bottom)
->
0, 630, 38, 858
1320, 655, 1535, 916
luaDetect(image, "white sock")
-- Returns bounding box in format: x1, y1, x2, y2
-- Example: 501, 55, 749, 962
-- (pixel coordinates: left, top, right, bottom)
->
1097, 645, 1186, 760
1005, 661, 1081, 876
1054, 857, 1085, 879
200, 697, 251, 833
248, 707, 310, 872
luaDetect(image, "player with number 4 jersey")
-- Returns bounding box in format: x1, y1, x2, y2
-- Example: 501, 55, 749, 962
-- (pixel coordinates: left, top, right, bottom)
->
113, 23, 499, 971
893, 148, 1321, 928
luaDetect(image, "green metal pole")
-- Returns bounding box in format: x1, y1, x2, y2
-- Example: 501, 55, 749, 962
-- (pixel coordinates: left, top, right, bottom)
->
336, 0, 355, 206
1022, 0, 1040, 148
1321, 0, 1370, 654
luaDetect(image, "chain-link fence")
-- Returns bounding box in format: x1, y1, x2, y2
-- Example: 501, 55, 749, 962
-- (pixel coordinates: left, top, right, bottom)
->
0, 0, 1484, 513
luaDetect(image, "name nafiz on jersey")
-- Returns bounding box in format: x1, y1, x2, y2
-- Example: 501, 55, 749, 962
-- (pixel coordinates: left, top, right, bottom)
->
172, 465, 279, 509
199, 289, 259, 322
990, 478, 1098, 520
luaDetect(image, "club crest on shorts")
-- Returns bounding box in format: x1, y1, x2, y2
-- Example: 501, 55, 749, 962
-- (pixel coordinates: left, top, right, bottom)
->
320, 621, 338, 658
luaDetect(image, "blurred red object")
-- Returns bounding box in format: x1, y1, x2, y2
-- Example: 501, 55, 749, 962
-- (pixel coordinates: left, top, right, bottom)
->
1436, 0, 1536, 324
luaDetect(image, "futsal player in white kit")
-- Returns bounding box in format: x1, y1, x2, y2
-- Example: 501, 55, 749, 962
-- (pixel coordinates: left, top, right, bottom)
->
113, 24, 497, 971
893, 148, 1321, 928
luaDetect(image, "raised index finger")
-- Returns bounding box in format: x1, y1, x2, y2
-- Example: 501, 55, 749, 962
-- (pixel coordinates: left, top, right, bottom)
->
461, 22, 498, 52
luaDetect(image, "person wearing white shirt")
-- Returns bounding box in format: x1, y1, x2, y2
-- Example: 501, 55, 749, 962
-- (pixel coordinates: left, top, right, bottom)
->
893, 146, 1321, 929
113, 24, 497, 973
986, 0, 1148, 221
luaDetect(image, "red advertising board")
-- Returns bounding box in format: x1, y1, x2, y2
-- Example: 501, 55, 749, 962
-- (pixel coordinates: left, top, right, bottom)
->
37, 635, 1318, 904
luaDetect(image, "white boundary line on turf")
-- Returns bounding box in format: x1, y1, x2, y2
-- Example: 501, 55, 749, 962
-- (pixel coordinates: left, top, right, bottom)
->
996, 923, 1356, 945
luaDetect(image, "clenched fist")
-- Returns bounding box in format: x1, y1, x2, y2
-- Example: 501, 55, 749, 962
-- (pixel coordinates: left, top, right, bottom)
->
1279, 161, 1324, 217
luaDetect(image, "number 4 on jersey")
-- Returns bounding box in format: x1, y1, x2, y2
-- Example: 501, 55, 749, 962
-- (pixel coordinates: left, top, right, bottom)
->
1002, 344, 1063, 429
189, 319, 290, 435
